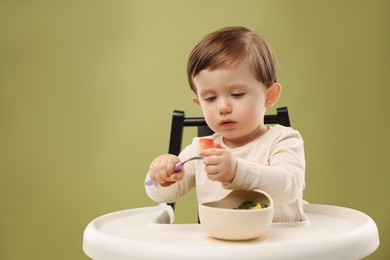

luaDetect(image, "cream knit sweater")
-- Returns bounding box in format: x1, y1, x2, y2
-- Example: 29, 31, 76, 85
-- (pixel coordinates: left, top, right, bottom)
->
145, 125, 306, 222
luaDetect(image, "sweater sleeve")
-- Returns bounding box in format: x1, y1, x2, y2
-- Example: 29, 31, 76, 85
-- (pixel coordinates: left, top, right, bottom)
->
223, 127, 305, 205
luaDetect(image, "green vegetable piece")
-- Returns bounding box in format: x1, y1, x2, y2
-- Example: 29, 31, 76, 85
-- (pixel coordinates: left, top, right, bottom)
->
237, 201, 259, 209
233, 201, 269, 210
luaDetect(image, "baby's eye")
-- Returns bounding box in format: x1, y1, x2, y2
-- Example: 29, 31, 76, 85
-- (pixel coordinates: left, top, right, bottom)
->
204, 96, 217, 102
231, 93, 245, 98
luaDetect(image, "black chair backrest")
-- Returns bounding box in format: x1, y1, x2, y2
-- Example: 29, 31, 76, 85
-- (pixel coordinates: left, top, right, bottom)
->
168, 107, 290, 156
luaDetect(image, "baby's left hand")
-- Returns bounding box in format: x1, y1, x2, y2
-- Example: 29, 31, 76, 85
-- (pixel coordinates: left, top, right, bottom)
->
199, 142, 237, 183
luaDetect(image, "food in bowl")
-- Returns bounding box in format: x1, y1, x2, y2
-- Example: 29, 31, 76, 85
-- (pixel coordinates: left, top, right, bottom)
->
234, 201, 268, 210
199, 190, 273, 240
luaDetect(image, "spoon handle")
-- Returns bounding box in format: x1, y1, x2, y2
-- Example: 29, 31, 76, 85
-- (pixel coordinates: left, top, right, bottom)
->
173, 162, 185, 172
144, 178, 155, 186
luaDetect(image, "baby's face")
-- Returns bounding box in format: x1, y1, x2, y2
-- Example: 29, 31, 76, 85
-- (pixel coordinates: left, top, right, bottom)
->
193, 60, 270, 147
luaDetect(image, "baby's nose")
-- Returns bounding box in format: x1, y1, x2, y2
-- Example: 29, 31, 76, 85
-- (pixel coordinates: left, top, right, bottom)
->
218, 99, 232, 114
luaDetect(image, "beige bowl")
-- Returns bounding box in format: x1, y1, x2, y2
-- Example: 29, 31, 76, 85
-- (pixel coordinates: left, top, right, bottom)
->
198, 189, 274, 240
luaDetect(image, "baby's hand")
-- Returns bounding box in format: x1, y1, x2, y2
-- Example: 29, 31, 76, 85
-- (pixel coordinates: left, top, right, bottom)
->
148, 154, 184, 186
199, 142, 237, 183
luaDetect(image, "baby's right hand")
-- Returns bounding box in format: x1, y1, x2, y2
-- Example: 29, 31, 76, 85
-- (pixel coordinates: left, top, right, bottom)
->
148, 154, 184, 187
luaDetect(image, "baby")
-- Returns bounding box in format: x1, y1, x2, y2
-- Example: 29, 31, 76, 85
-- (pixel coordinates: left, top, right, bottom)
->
145, 26, 305, 222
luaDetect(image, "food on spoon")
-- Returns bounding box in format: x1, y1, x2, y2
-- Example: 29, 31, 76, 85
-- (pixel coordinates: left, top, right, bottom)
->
199, 138, 214, 150
234, 201, 268, 210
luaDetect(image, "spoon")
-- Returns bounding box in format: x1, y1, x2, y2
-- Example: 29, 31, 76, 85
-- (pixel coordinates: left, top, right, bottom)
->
144, 156, 203, 186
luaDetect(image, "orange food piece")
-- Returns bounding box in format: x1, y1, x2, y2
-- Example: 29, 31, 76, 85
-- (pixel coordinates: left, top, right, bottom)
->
199, 138, 214, 150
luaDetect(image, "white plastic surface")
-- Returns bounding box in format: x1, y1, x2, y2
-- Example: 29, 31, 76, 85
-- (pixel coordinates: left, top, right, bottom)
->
83, 203, 379, 260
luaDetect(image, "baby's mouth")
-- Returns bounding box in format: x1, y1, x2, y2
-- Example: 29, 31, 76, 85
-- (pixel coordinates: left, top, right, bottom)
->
220, 120, 236, 128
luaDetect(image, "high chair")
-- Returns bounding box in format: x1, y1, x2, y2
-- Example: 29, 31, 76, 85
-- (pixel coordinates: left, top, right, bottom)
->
83, 105, 379, 259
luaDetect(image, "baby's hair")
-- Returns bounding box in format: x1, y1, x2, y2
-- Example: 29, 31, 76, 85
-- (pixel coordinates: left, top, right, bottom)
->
187, 26, 277, 93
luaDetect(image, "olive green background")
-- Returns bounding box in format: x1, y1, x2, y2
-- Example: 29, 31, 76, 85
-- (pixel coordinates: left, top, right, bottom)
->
0, 0, 388, 259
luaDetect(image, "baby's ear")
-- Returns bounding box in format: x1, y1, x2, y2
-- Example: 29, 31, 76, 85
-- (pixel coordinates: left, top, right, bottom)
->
265, 83, 281, 107
192, 96, 200, 106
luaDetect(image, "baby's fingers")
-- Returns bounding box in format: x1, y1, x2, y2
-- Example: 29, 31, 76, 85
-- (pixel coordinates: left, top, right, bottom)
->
149, 154, 180, 183
169, 171, 185, 182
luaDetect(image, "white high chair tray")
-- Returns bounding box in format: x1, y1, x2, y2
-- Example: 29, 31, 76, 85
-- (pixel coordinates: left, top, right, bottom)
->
83, 203, 379, 260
